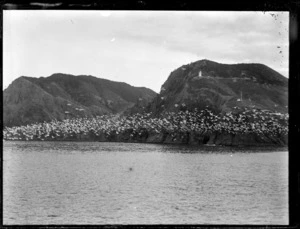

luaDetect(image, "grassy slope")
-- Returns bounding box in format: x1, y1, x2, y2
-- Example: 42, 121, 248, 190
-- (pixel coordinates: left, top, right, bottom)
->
3, 74, 157, 127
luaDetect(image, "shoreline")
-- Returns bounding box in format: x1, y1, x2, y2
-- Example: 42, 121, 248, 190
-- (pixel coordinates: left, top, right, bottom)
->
3, 134, 288, 148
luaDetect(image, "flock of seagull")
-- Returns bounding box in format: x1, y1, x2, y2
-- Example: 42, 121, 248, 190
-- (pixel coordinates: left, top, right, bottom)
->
3, 107, 288, 142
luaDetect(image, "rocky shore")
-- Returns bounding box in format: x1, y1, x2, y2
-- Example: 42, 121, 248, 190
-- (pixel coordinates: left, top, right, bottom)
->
4, 126, 288, 147
3, 108, 288, 146
58, 131, 288, 146
77, 134, 286, 147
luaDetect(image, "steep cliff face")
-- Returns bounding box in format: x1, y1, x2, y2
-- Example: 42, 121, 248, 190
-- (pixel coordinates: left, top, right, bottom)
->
3, 74, 157, 127
146, 59, 288, 115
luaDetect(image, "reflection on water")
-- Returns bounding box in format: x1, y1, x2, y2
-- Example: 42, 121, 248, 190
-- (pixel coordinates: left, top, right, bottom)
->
3, 141, 288, 225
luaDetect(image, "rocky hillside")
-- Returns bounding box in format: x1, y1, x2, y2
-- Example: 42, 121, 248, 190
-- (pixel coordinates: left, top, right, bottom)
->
145, 59, 288, 115
3, 74, 157, 127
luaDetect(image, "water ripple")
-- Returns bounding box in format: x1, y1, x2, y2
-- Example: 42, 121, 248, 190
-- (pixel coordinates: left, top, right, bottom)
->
3, 141, 288, 225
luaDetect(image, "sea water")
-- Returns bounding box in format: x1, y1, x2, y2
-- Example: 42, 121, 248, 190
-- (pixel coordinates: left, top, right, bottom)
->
3, 141, 288, 225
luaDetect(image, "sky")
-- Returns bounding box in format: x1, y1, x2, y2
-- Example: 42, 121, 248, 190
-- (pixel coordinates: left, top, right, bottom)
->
3, 11, 289, 92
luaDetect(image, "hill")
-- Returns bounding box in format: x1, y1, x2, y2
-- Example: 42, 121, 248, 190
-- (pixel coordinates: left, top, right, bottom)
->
3, 73, 157, 127
144, 59, 288, 115
3, 62, 289, 146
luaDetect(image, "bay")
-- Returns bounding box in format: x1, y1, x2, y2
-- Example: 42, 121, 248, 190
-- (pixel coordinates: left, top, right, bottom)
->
3, 141, 288, 225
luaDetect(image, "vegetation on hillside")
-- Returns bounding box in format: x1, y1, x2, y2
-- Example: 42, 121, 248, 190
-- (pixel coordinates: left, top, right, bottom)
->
144, 59, 288, 115
3, 74, 157, 127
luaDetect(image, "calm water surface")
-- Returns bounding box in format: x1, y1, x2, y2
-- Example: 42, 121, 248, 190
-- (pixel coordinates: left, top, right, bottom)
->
3, 141, 288, 225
